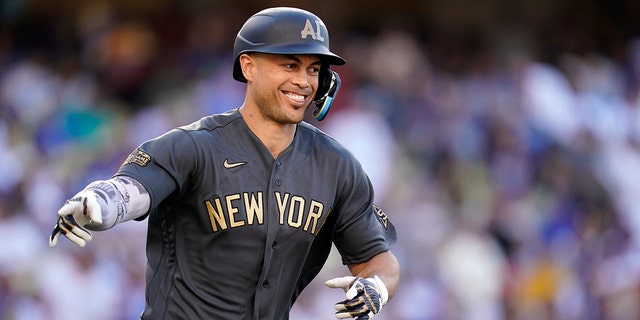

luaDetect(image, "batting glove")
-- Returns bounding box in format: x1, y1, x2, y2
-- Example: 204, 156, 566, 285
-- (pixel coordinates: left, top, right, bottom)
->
49, 190, 102, 247
325, 275, 389, 320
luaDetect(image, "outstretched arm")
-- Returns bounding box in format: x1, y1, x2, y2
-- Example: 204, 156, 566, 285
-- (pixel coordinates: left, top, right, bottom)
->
49, 175, 150, 247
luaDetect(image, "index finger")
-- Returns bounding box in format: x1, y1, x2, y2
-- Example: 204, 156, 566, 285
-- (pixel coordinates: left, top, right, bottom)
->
57, 200, 82, 217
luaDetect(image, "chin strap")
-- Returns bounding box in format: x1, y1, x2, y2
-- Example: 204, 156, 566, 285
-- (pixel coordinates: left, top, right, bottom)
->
312, 71, 341, 121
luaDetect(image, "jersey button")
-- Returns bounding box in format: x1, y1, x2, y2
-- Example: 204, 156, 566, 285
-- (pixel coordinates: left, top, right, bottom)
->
262, 280, 270, 288
272, 241, 277, 249
275, 179, 282, 186
275, 160, 282, 167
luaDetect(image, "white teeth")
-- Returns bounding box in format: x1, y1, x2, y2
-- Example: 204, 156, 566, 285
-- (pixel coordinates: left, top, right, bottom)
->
286, 93, 305, 101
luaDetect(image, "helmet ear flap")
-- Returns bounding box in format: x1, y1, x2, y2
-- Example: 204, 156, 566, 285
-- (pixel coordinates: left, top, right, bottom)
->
312, 66, 341, 121
314, 64, 332, 101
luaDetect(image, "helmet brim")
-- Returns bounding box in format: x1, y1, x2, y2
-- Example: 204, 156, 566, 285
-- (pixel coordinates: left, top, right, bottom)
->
232, 43, 345, 82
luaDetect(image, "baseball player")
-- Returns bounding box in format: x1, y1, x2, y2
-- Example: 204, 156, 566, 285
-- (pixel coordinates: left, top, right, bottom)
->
50, 7, 399, 320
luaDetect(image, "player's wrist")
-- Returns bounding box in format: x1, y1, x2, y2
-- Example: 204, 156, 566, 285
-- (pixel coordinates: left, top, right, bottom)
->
84, 180, 127, 230
370, 275, 388, 306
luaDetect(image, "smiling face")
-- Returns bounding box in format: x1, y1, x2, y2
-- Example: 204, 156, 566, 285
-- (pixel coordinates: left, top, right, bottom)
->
240, 52, 321, 125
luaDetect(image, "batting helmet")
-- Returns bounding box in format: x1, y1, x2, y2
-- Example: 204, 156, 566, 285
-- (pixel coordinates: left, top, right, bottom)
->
232, 7, 345, 120
233, 7, 345, 81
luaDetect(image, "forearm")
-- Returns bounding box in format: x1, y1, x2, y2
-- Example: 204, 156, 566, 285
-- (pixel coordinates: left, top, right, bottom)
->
348, 250, 400, 300
83, 176, 150, 231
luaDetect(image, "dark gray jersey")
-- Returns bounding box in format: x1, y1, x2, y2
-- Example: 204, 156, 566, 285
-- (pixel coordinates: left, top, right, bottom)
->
116, 109, 396, 320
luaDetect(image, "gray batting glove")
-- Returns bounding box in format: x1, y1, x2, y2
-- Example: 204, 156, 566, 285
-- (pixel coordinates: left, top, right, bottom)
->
49, 190, 102, 247
325, 275, 389, 320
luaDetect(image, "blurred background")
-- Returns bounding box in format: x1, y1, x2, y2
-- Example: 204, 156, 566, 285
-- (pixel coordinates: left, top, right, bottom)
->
2, 0, 640, 319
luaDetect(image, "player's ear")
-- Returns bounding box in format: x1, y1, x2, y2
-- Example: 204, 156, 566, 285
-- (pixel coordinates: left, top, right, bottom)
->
239, 53, 255, 82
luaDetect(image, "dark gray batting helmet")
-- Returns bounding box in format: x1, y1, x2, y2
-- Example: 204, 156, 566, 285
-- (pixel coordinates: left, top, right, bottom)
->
232, 7, 346, 82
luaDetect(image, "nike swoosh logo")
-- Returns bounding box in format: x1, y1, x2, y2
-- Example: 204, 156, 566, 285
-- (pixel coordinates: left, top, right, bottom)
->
223, 159, 247, 169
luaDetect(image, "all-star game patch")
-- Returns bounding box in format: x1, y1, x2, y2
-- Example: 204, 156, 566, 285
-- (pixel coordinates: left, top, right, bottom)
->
373, 203, 389, 229
122, 148, 152, 167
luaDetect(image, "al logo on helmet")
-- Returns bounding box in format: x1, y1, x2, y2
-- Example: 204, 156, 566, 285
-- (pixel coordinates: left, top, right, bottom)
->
301, 19, 326, 41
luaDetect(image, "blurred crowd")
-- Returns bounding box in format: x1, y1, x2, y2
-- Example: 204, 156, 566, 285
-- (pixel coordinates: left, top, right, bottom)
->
2, 1, 640, 319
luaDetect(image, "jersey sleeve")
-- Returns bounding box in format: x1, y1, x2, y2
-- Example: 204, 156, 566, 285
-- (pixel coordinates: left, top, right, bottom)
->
332, 158, 397, 265
115, 128, 198, 216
